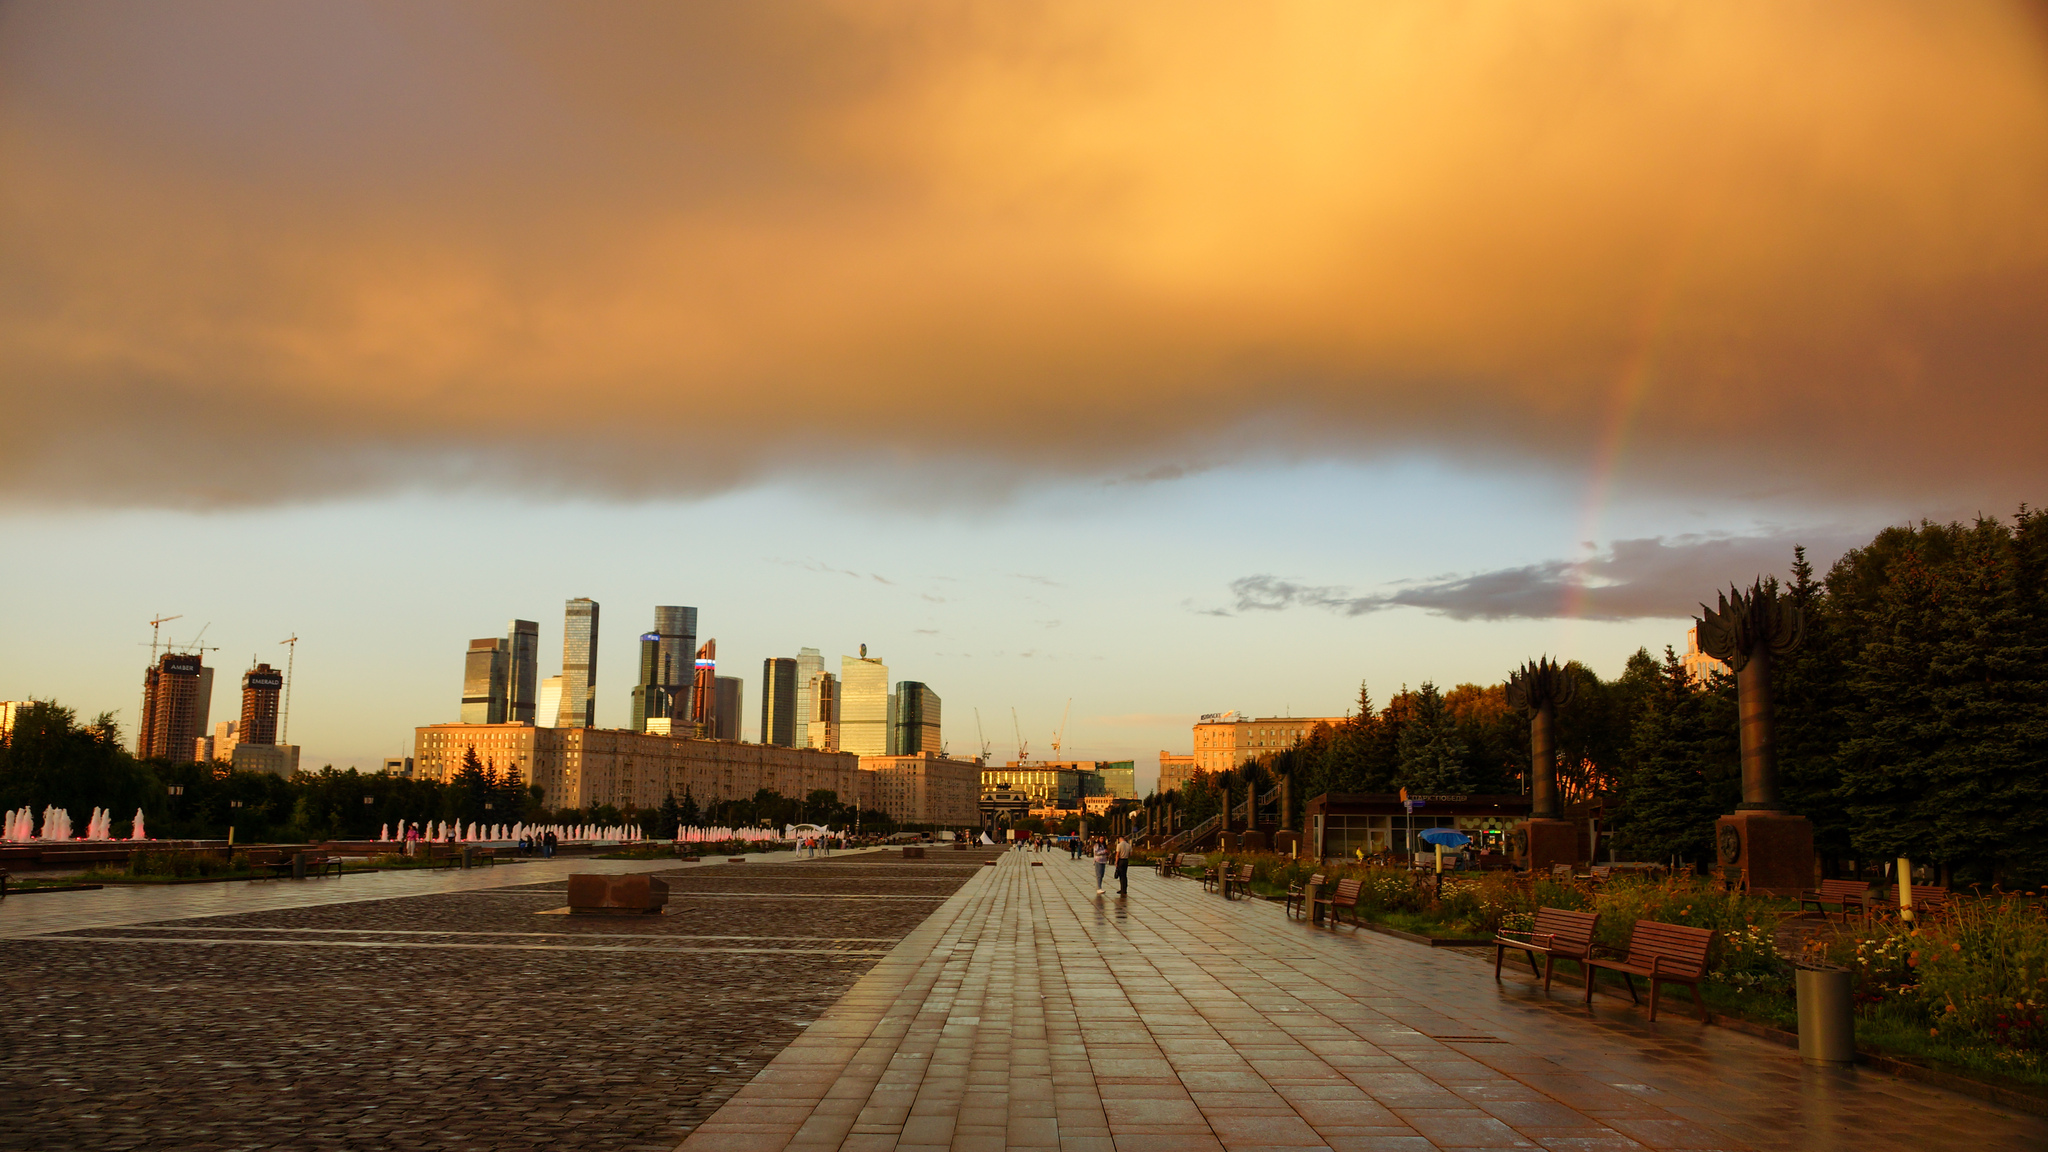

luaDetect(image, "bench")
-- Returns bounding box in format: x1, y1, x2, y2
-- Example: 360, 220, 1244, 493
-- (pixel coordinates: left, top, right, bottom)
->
1312, 877, 1363, 928
1801, 879, 1874, 922
1222, 863, 1254, 900
263, 853, 343, 879
1201, 860, 1227, 893
1285, 873, 1325, 920
1887, 884, 1950, 921
1583, 919, 1714, 1021
1494, 907, 1597, 992
1157, 852, 1184, 878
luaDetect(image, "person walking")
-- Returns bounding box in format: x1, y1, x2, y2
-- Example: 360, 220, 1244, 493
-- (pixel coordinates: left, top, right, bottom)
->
1092, 836, 1111, 895
1114, 833, 1132, 897
542, 829, 557, 859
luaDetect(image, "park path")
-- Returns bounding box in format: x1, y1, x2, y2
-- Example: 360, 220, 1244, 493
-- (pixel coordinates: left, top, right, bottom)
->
678, 849, 2048, 1152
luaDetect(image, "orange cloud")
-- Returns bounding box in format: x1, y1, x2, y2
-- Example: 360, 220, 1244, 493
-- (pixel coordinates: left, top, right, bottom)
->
3, 1, 2046, 505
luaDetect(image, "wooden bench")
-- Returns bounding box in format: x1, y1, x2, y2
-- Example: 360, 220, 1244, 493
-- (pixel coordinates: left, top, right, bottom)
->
1285, 873, 1325, 920
1222, 863, 1254, 900
1801, 879, 1874, 922
263, 853, 343, 879
1156, 852, 1183, 878
1887, 884, 1951, 921
1312, 877, 1363, 928
1494, 907, 1597, 992
1583, 919, 1714, 1021
1201, 860, 1227, 893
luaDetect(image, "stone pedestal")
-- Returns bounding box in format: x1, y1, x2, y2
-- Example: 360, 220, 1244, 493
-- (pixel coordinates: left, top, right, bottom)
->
1716, 812, 1815, 895
1273, 831, 1300, 858
1239, 830, 1268, 854
1218, 832, 1238, 853
1517, 818, 1581, 874
902, 846, 925, 859
566, 873, 669, 915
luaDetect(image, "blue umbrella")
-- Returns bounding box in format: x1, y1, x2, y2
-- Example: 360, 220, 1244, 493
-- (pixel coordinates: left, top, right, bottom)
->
1418, 828, 1471, 849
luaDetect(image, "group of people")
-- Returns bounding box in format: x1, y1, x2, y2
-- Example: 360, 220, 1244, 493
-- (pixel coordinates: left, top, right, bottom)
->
1006, 830, 1134, 897
516, 830, 558, 858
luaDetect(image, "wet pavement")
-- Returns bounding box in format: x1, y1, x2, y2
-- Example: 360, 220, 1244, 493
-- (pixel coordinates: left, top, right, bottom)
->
678, 849, 2048, 1152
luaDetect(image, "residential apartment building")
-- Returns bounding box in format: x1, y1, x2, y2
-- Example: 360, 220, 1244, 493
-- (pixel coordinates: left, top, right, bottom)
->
859, 753, 980, 826
138, 652, 212, 761
412, 723, 866, 811
0, 700, 26, 745
239, 663, 284, 745
1681, 625, 1731, 686
1191, 712, 1345, 773
985, 763, 1079, 809
233, 743, 301, 776
1158, 751, 1196, 795
839, 649, 889, 757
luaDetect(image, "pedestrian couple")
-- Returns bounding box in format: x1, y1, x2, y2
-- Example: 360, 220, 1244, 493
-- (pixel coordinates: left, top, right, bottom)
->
1092, 834, 1132, 898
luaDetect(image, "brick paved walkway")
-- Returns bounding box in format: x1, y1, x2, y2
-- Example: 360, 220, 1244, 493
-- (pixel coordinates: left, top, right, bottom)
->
679, 850, 2048, 1152
1, 847, 995, 1152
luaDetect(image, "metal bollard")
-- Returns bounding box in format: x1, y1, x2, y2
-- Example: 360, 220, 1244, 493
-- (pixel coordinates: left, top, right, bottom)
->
1795, 964, 1856, 1067
461, 845, 475, 869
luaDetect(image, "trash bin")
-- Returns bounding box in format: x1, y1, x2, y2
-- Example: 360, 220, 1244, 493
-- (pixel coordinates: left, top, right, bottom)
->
1795, 964, 1856, 1067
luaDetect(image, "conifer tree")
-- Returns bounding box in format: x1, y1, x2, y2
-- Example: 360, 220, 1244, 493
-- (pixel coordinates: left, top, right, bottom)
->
1611, 648, 1738, 866
1394, 682, 1469, 793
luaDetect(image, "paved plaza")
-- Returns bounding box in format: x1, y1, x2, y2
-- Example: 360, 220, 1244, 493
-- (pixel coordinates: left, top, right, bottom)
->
7, 849, 2045, 1152
2, 847, 996, 1152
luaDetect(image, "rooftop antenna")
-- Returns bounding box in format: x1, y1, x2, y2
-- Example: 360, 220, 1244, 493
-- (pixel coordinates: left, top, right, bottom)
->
144, 614, 183, 662
278, 634, 299, 745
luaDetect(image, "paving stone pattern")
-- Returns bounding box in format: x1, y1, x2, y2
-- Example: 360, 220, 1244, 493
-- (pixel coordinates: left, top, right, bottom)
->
681, 850, 2048, 1152
1, 851, 999, 1152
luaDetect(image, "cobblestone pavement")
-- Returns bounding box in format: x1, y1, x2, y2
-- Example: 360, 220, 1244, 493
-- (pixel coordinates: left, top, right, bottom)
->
1, 847, 1003, 1152
681, 850, 2048, 1152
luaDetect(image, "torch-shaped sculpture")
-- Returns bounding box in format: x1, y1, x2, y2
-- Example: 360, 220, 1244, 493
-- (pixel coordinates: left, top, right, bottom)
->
1506, 657, 1581, 872
1696, 580, 1813, 893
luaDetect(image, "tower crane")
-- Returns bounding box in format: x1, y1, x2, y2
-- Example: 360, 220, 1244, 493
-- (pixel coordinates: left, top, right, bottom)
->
974, 708, 992, 765
278, 635, 299, 745
142, 614, 183, 662
1011, 707, 1028, 764
1051, 698, 1072, 758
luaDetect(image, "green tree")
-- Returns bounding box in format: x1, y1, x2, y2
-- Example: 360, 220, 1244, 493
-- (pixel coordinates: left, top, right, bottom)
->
1394, 682, 1469, 793
1610, 648, 1738, 867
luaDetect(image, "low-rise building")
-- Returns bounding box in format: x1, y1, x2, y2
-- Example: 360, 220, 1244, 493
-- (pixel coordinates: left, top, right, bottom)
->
858, 753, 980, 826
412, 723, 865, 811
986, 763, 1080, 809
233, 743, 301, 776
1681, 625, 1732, 686
1193, 712, 1345, 773
1157, 751, 1196, 795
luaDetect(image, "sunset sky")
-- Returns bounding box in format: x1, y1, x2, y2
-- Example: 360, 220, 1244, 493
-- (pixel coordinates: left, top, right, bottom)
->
4, 2, 2046, 785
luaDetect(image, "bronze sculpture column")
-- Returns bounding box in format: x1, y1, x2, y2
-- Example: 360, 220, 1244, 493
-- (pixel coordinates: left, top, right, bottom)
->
1696, 581, 1813, 894
1507, 657, 1581, 872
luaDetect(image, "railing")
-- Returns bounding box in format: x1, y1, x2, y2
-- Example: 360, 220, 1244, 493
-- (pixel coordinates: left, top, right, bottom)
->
1159, 813, 1219, 852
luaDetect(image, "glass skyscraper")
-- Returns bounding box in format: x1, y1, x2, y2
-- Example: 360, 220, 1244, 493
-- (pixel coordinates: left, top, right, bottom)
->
839, 650, 890, 757
653, 606, 696, 724
761, 657, 799, 747
889, 681, 942, 755
561, 598, 599, 729
505, 619, 539, 724
793, 647, 824, 747
461, 637, 509, 724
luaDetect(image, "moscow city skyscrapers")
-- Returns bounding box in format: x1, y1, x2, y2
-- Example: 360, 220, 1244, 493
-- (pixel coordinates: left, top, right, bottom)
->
839, 647, 889, 757
761, 657, 798, 746
890, 681, 942, 755
561, 598, 600, 728
462, 637, 509, 723
793, 647, 824, 747
631, 606, 696, 732
505, 619, 539, 724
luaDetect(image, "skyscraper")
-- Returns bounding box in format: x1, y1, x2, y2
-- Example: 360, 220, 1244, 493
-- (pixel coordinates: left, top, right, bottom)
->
714, 675, 744, 742
239, 663, 284, 745
690, 639, 717, 736
505, 619, 539, 724
462, 638, 509, 723
806, 670, 840, 752
761, 657, 799, 747
631, 606, 697, 731
561, 598, 600, 728
138, 652, 211, 761
793, 647, 824, 747
839, 648, 889, 757
890, 681, 942, 755
536, 676, 564, 728
654, 606, 697, 725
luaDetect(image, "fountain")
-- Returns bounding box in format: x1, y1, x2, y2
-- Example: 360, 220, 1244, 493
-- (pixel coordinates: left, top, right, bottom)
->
39, 806, 73, 841
131, 808, 146, 840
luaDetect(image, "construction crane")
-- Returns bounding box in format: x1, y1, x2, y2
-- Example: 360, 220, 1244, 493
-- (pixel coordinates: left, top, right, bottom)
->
1011, 707, 1028, 764
175, 622, 220, 659
278, 635, 299, 745
974, 708, 993, 765
142, 614, 183, 662
1051, 698, 1072, 758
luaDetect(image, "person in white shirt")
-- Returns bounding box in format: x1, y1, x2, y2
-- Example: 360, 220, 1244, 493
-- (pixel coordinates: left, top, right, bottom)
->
1114, 835, 1133, 897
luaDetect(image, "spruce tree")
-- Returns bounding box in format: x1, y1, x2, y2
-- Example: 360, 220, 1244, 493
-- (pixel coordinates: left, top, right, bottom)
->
1394, 682, 1469, 793
1611, 648, 1737, 867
